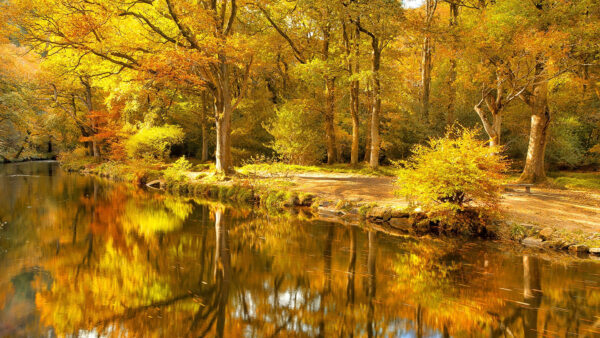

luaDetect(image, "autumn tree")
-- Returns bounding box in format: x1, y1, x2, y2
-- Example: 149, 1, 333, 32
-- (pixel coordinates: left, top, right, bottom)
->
257, 0, 344, 164
13, 0, 255, 173
348, 0, 403, 169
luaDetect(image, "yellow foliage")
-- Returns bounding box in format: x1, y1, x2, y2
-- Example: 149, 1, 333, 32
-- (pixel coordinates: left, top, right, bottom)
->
395, 127, 509, 229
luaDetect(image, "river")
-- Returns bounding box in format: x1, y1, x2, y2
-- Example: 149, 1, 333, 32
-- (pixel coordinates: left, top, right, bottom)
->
0, 161, 599, 337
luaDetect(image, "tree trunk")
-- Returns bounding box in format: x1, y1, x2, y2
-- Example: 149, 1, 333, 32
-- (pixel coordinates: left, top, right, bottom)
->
14, 131, 31, 159
364, 87, 372, 162
520, 63, 550, 183
474, 103, 502, 147
421, 0, 436, 124
325, 77, 337, 164
344, 22, 361, 165
201, 92, 209, 162
350, 87, 360, 165
490, 115, 501, 147
322, 23, 337, 165
369, 44, 382, 169
14, 144, 26, 159
214, 62, 234, 175
446, 2, 459, 125
81, 78, 99, 158
214, 104, 233, 174
421, 36, 432, 123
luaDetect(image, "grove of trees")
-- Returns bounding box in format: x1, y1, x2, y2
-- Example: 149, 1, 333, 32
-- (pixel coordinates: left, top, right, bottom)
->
1, 0, 599, 182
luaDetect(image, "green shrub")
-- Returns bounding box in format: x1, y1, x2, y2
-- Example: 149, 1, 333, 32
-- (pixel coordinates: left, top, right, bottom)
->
395, 127, 508, 230
163, 156, 192, 183
125, 125, 184, 160
264, 100, 325, 165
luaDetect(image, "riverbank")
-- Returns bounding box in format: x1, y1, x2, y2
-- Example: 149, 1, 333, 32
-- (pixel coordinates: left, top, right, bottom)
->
57, 158, 600, 257
1, 155, 56, 164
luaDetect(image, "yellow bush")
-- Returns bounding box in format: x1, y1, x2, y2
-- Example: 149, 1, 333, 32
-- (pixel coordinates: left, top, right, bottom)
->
395, 127, 508, 230
163, 156, 192, 183
125, 125, 184, 160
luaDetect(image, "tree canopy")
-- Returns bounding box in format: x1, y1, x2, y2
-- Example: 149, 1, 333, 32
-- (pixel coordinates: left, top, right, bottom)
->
0, 0, 599, 181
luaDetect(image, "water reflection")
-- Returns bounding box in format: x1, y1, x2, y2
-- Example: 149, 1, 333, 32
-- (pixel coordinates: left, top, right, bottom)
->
1, 162, 600, 337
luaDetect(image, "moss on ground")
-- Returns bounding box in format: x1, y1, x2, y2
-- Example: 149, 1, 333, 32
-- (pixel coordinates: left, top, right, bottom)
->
358, 203, 378, 218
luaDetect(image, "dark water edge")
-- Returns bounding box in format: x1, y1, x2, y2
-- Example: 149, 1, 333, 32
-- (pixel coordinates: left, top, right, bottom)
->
1, 156, 57, 164
1, 161, 600, 337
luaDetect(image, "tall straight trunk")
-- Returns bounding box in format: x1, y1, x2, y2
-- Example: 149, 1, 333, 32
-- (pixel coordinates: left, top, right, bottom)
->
350, 81, 360, 165
343, 22, 361, 165
364, 87, 372, 162
214, 103, 233, 174
446, 2, 458, 125
165, 0, 244, 174
322, 24, 337, 165
520, 62, 550, 183
214, 61, 234, 174
421, 36, 432, 122
421, 0, 436, 124
325, 77, 337, 164
201, 92, 209, 162
369, 44, 382, 169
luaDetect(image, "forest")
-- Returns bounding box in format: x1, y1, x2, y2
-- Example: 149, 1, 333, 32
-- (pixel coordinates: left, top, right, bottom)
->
0, 0, 599, 184
2, 1, 600, 335
1, 0, 598, 178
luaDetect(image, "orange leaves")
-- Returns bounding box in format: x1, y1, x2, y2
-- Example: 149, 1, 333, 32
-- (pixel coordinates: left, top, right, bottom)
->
138, 50, 211, 88
78, 109, 125, 160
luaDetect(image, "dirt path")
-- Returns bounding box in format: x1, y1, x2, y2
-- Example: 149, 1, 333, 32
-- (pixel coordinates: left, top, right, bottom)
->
284, 173, 600, 233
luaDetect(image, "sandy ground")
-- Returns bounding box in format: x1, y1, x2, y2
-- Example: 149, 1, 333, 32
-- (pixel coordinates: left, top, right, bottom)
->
283, 173, 600, 234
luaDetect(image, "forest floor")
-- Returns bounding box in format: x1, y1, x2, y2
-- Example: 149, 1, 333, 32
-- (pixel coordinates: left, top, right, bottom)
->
247, 171, 600, 235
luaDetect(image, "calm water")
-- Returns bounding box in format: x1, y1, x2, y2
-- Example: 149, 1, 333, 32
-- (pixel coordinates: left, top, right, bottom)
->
1, 162, 599, 337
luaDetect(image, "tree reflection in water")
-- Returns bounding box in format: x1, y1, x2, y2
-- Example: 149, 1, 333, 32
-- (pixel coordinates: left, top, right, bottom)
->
1, 162, 600, 337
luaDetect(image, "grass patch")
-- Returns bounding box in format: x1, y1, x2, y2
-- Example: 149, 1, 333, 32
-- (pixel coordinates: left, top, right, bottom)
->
547, 171, 600, 191
508, 223, 528, 241
237, 163, 398, 177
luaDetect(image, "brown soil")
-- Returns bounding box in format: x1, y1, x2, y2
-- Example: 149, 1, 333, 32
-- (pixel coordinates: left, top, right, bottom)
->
281, 173, 600, 234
